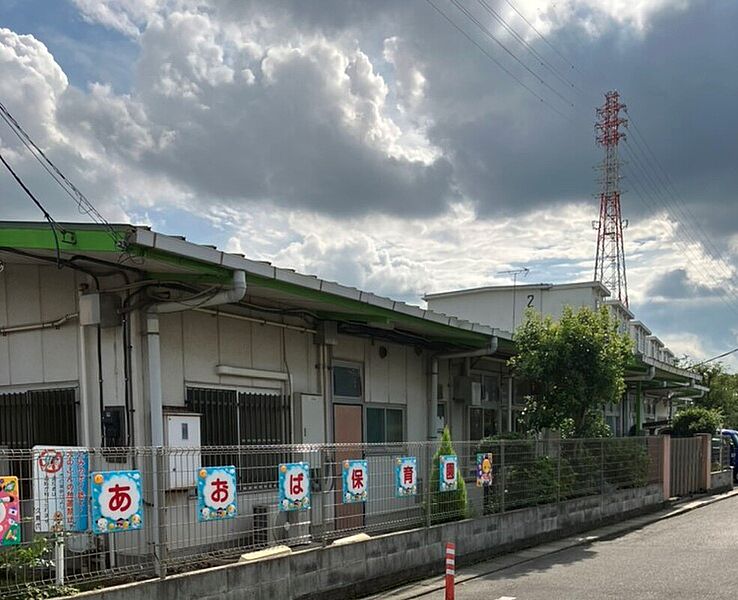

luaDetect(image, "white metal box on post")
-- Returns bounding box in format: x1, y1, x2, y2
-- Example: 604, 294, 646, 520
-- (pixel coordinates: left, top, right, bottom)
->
163, 411, 201, 490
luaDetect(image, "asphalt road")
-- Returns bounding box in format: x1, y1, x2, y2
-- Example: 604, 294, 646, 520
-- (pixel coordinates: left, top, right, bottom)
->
420, 497, 738, 600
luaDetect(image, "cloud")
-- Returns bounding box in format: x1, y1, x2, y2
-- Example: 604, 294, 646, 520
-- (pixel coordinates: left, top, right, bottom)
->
648, 268, 719, 300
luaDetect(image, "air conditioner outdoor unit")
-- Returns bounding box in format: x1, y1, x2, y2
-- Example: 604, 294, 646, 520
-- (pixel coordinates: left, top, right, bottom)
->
253, 505, 311, 548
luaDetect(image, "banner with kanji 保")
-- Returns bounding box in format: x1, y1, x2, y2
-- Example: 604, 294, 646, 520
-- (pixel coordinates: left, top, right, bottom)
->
394, 457, 417, 497
197, 466, 237, 521
91, 470, 143, 533
278, 462, 310, 511
342, 459, 368, 503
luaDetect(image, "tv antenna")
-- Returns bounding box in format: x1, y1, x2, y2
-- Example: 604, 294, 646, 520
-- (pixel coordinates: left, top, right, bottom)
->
497, 267, 530, 332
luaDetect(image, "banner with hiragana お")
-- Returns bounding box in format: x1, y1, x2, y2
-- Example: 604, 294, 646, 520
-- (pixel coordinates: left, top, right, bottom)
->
91, 470, 143, 533
394, 457, 417, 497
439, 455, 458, 492
0, 476, 20, 546
342, 460, 368, 503
197, 466, 237, 521
32, 446, 89, 533
476, 453, 494, 487
278, 462, 311, 511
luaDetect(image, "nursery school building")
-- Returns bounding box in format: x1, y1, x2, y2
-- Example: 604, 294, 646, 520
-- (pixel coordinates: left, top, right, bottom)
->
0, 221, 705, 452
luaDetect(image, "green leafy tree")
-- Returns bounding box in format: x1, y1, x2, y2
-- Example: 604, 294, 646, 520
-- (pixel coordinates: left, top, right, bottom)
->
510, 306, 633, 438
671, 406, 722, 437
690, 363, 738, 428
428, 428, 468, 524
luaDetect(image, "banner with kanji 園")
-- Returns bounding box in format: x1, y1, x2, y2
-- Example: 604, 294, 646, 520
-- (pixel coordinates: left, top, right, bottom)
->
0, 476, 20, 546
342, 459, 368, 503
439, 455, 458, 492
197, 466, 238, 521
91, 470, 143, 533
476, 453, 494, 487
394, 457, 417, 497
278, 462, 310, 511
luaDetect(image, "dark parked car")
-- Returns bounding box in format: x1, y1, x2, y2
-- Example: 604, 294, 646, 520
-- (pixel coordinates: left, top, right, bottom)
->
719, 429, 738, 481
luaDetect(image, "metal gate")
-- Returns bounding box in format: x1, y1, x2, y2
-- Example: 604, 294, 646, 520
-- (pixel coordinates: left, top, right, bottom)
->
670, 437, 706, 496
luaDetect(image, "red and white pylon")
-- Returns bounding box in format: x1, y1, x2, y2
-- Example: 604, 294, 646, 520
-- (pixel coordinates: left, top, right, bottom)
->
445, 541, 456, 600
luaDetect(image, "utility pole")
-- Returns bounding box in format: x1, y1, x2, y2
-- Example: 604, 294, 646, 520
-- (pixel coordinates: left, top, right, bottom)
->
497, 267, 529, 332
593, 90, 629, 307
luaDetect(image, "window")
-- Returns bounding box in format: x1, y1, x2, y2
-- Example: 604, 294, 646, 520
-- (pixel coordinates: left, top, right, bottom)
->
185, 387, 291, 488
437, 402, 447, 428
481, 374, 500, 403
333, 364, 362, 398
366, 406, 404, 443
469, 407, 497, 440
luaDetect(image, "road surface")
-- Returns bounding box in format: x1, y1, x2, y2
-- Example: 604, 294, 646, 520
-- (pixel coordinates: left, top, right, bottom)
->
386, 496, 738, 599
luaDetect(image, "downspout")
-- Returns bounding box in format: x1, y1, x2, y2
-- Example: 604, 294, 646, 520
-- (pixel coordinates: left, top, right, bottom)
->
428, 336, 499, 440
143, 270, 245, 577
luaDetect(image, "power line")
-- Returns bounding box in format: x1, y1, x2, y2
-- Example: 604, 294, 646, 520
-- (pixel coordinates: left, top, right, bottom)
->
693, 347, 738, 367
0, 149, 62, 266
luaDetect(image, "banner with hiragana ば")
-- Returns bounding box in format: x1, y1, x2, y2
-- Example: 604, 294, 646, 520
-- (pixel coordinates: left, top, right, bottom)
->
342, 460, 368, 503
91, 470, 143, 534
476, 453, 494, 487
197, 466, 237, 521
439, 455, 458, 492
394, 457, 417, 497
32, 446, 89, 533
278, 462, 310, 511
0, 476, 20, 546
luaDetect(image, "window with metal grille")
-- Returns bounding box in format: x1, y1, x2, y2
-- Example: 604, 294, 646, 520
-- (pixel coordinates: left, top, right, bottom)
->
0, 388, 78, 449
185, 387, 291, 488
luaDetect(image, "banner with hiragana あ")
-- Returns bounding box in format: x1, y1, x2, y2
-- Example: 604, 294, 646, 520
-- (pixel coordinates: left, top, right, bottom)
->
342, 460, 368, 503
278, 462, 311, 511
439, 455, 458, 492
395, 457, 417, 497
0, 476, 20, 546
476, 453, 494, 487
91, 470, 143, 534
197, 466, 238, 521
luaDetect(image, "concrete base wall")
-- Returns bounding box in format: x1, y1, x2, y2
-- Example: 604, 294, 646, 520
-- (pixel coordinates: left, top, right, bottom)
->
68, 484, 664, 600
710, 470, 733, 493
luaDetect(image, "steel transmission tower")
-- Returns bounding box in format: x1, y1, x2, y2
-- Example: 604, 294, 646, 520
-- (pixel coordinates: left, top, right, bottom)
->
593, 91, 629, 307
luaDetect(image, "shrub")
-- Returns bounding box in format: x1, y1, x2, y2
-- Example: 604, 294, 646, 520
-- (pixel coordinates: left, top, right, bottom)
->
604, 439, 649, 489
428, 428, 468, 524
504, 456, 575, 510
672, 406, 722, 437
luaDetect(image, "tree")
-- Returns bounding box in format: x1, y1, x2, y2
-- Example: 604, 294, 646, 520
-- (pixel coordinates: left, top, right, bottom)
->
690, 363, 738, 429
671, 406, 722, 437
428, 427, 468, 524
510, 306, 633, 438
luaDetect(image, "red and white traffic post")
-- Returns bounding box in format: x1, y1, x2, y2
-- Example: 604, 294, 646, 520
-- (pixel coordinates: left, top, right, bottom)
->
445, 541, 456, 600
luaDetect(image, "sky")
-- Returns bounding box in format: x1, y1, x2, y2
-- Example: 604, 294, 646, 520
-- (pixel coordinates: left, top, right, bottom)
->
0, 0, 736, 370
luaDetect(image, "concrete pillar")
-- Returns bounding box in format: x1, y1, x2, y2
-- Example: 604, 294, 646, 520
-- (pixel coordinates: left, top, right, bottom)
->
635, 382, 643, 434
661, 435, 671, 500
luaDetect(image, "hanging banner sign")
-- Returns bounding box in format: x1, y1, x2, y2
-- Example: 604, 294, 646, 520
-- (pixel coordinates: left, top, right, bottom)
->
278, 462, 311, 511
0, 476, 21, 546
342, 459, 368, 503
395, 457, 417, 497
197, 466, 238, 521
476, 453, 494, 487
91, 470, 143, 534
439, 455, 458, 492
32, 446, 89, 533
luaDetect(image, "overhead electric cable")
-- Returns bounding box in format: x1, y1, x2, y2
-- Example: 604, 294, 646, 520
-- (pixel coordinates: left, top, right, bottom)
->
693, 347, 738, 367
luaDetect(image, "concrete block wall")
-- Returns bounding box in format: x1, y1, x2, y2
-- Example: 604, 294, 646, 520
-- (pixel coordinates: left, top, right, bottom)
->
68, 483, 664, 600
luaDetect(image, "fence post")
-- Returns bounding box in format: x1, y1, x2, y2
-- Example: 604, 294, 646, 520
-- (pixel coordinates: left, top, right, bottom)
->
54, 532, 65, 586
661, 435, 671, 500
600, 439, 605, 496
425, 443, 433, 529
499, 440, 506, 514
556, 441, 561, 504
154, 448, 168, 578
319, 447, 329, 545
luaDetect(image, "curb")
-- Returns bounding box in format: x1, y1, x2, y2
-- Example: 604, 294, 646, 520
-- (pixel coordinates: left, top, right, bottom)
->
369, 488, 738, 600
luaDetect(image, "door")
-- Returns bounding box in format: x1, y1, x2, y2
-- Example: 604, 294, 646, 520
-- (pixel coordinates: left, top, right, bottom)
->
333, 404, 364, 533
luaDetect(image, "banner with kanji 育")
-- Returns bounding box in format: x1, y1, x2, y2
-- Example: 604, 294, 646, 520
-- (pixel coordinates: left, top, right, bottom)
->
342, 459, 368, 503
0, 476, 20, 546
476, 453, 494, 487
278, 462, 310, 511
197, 466, 238, 521
90, 470, 143, 533
32, 446, 89, 533
394, 457, 417, 497
439, 455, 458, 492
